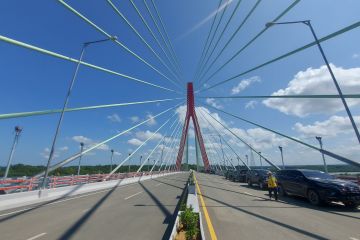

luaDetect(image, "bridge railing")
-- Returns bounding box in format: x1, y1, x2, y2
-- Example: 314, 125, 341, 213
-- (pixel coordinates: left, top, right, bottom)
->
0, 170, 173, 194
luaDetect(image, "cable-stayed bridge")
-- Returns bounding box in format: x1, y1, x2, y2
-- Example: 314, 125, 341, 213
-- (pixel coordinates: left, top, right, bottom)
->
0, 1, 360, 239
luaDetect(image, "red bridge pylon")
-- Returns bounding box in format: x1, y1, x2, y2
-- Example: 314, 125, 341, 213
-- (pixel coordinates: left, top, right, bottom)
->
176, 82, 210, 171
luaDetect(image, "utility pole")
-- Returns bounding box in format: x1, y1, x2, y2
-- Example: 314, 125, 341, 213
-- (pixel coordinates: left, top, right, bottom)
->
316, 136, 328, 173
279, 146, 285, 169
77, 142, 84, 176
110, 149, 114, 172
3, 126, 22, 180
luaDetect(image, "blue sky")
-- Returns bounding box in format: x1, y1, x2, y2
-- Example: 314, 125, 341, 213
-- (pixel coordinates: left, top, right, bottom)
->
0, 0, 359, 169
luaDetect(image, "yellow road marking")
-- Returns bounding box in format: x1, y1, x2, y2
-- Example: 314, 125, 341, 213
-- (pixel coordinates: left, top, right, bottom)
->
194, 173, 218, 240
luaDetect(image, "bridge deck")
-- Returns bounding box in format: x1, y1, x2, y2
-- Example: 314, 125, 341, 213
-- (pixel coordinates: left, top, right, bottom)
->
196, 173, 360, 240
0, 173, 189, 240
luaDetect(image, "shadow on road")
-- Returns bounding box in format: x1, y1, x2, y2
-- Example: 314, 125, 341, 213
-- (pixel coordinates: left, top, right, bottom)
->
0, 183, 86, 223
153, 178, 184, 190
201, 193, 329, 240
58, 182, 121, 240
139, 175, 188, 240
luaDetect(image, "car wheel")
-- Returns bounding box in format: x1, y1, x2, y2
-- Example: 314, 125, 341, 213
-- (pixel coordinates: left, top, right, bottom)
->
278, 185, 287, 197
343, 201, 359, 209
259, 182, 264, 189
307, 189, 321, 206
247, 179, 252, 187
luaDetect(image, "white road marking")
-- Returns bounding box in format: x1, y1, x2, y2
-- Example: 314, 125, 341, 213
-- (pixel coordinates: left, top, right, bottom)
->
0, 207, 33, 218
124, 191, 143, 200
243, 191, 255, 196
26, 232, 47, 240
155, 183, 162, 187
350, 237, 360, 240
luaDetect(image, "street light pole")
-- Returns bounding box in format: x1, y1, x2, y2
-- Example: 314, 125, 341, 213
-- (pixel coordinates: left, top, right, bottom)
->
266, 20, 360, 144
128, 153, 132, 174
3, 126, 22, 180
139, 155, 143, 172
279, 146, 285, 169
41, 36, 117, 190
245, 155, 249, 166
77, 142, 84, 176
316, 136, 328, 173
110, 149, 114, 172
259, 152, 262, 168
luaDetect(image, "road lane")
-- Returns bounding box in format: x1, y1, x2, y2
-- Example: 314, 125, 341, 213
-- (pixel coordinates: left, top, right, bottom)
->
0, 173, 189, 240
196, 173, 360, 240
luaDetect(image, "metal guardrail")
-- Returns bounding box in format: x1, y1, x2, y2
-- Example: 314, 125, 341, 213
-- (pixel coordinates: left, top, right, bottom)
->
0, 171, 168, 193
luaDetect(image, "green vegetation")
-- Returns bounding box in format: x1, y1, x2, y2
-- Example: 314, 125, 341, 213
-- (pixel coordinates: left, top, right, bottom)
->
0, 164, 161, 177
1, 163, 359, 178
189, 171, 195, 185
180, 206, 199, 240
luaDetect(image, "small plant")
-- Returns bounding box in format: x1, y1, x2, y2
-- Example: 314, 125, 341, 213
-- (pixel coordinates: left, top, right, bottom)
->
180, 206, 199, 240
189, 172, 195, 185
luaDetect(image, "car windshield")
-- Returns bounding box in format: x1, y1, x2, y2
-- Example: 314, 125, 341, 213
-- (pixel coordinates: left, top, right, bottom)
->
302, 171, 335, 180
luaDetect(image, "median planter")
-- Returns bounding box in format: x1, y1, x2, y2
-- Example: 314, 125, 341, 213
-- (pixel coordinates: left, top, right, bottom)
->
175, 206, 201, 240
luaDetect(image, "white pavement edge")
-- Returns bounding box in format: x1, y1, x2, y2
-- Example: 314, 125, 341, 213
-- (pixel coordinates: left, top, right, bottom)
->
0, 172, 178, 212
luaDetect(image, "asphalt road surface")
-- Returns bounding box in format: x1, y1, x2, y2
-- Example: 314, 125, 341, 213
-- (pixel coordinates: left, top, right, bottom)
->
196, 173, 360, 240
0, 172, 189, 240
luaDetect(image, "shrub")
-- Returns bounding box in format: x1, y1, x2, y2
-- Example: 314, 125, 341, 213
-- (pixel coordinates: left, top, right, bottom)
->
180, 206, 199, 240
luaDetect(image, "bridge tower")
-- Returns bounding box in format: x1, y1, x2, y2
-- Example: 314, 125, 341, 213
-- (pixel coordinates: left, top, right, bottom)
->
176, 82, 210, 171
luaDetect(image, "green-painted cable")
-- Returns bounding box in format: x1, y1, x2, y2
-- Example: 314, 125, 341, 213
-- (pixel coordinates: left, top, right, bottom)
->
199, 94, 360, 99
107, 0, 182, 86
197, 0, 243, 84
194, 0, 223, 81
204, 103, 360, 168
150, 0, 183, 75
58, 0, 180, 90
142, 0, 179, 78
0, 35, 177, 93
35, 102, 183, 178
198, 0, 264, 85
128, 0, 181, 78
200, 20, 360, 93
200, 0, 300, 86
0, 98, 183, 120
196, 0, 231, 83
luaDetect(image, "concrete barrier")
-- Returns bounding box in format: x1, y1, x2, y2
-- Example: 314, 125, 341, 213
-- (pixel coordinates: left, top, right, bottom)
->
0, 172, 178, 211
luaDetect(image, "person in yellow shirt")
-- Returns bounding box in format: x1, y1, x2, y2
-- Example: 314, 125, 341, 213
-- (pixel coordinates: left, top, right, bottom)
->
267, 172, 278, 201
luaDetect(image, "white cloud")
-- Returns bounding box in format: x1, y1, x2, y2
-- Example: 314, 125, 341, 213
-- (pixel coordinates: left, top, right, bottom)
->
59, 146, 69, 151
128, 138, 144, 146
72, 136, 92, 144
107, 113, 121, 123
294, 115, 360, 137
352, 53, 359, 59
130, 116, 140, 123
263, 64, 360, 117
206, 98, 223, 109
231, 76, 261, 95
245, 100, 257, 109
72, 136, 109, 151
146, 113, 157, 126
136, 130, 163, 141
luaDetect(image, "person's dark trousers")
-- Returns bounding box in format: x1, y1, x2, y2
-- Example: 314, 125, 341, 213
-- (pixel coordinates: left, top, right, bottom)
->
268, 187, 278, 200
